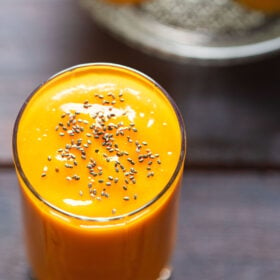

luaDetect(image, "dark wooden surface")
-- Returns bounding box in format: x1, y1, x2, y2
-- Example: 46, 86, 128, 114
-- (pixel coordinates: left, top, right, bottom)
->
1, 0, 280, 279
2, 170, 280, 280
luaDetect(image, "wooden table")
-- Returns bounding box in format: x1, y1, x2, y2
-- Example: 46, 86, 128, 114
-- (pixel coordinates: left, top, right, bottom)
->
1, 0, 280, 279
2, 170, 280, 280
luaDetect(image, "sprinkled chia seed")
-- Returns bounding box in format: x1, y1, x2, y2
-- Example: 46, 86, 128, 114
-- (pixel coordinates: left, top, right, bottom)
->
48, 96, 163, 207
72, 175, 80, 180
147, 172, 155, 178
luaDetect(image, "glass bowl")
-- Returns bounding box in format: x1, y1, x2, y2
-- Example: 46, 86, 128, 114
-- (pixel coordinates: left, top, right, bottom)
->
80, 0, 280, 65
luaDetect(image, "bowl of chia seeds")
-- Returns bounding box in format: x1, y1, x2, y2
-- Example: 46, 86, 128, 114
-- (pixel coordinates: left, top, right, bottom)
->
80, 0, 280, 64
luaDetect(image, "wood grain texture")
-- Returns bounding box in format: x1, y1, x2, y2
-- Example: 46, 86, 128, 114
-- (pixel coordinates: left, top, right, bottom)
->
1, 169, 280, 279
1, 0, 280, 166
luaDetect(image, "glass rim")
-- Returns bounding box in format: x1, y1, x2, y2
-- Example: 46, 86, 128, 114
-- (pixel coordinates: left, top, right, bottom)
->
12, 62, 187, 222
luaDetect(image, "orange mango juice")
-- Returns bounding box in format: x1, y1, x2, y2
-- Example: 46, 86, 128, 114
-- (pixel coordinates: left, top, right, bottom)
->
13, 63, 186, 280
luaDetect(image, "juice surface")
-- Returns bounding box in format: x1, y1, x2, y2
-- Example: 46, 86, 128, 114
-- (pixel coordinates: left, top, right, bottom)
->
16, 64, 182, 219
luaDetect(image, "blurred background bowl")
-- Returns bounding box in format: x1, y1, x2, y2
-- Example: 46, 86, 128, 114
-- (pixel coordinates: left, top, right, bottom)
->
80, 0, 280, 65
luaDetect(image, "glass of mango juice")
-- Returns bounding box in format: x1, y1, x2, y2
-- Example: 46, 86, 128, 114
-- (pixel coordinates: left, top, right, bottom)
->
13, 63, 186, 280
